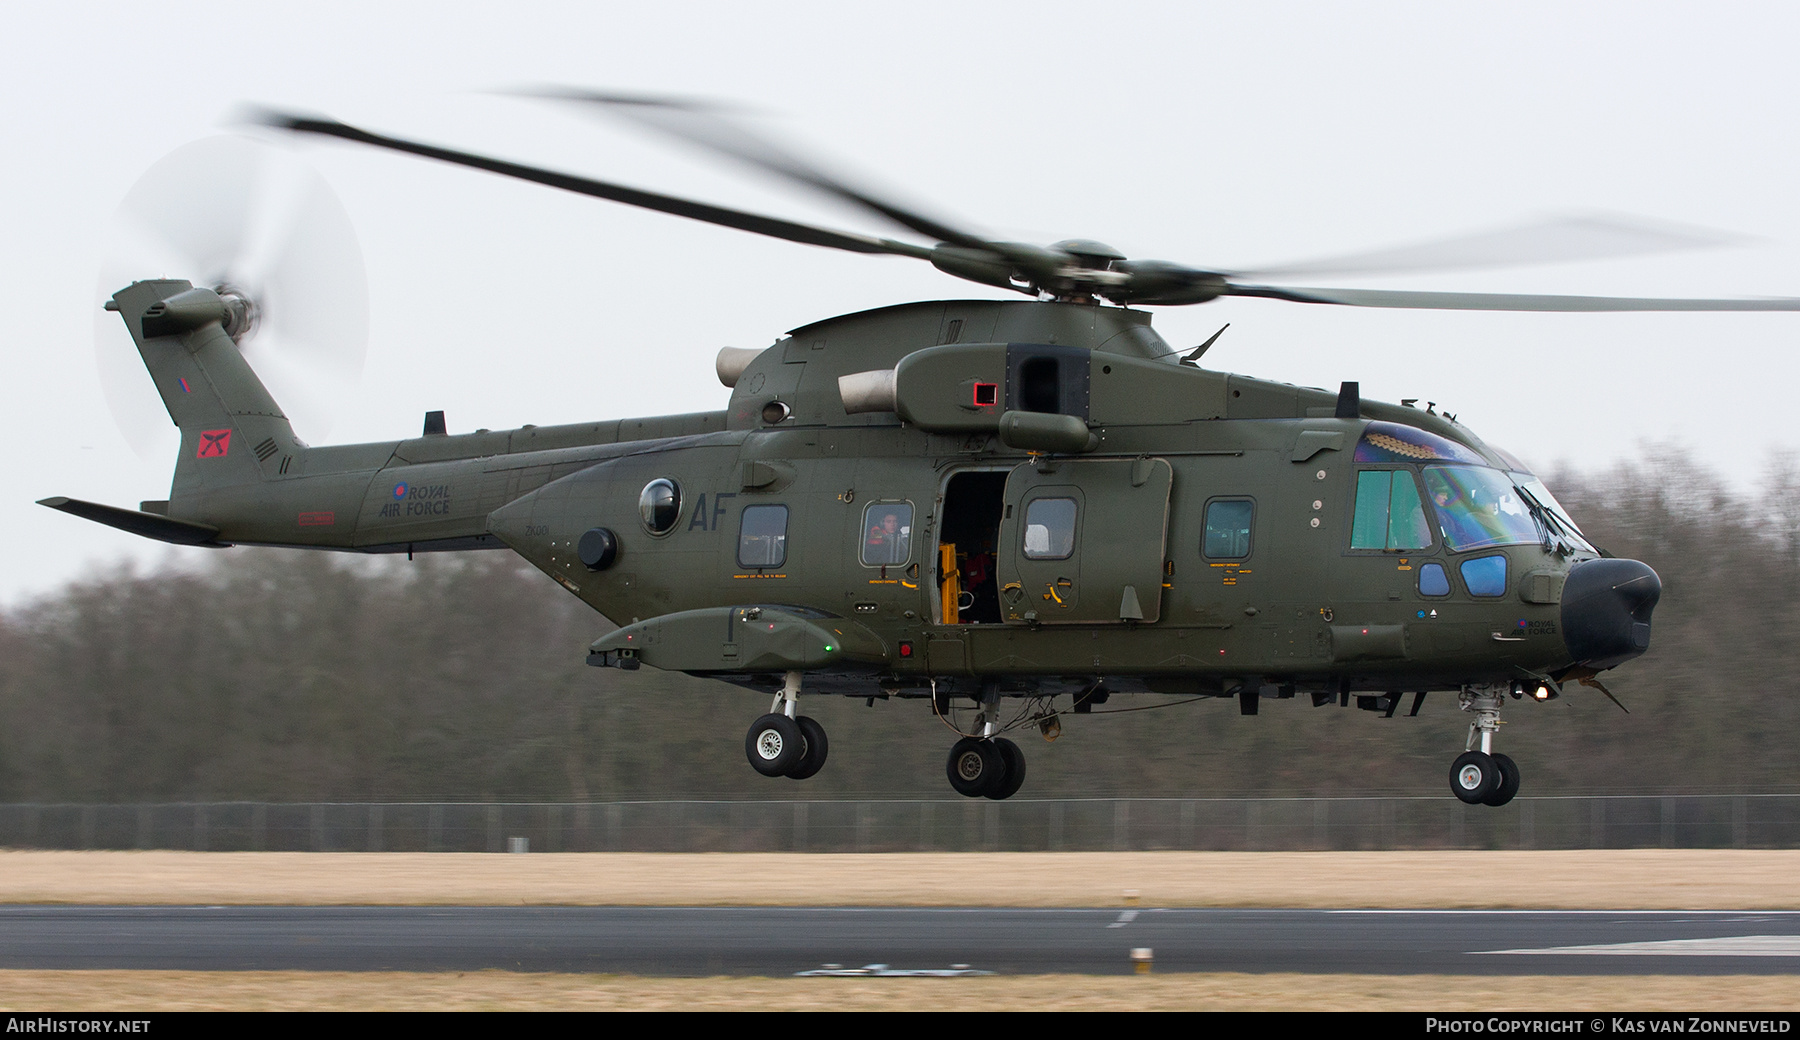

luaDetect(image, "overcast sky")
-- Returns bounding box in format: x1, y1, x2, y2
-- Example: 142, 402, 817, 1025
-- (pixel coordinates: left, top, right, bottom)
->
6, 1, 1799, 604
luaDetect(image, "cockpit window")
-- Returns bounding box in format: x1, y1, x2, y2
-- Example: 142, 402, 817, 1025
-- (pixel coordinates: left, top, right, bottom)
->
1354, 421, 1487, 466
1422, 466, 1539, 551
1350, 470, 1432, 550
1512, 475, 1597, 554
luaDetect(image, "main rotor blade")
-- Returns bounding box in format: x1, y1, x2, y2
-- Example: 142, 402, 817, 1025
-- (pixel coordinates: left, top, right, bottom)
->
1233, 214, 1749, 281
1226, 284, 1800, 311
522, 87, 995, 252
254, 110, 934, 260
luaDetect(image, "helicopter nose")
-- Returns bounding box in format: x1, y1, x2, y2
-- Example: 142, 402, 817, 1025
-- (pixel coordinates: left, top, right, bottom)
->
1561, 558, 1663, 671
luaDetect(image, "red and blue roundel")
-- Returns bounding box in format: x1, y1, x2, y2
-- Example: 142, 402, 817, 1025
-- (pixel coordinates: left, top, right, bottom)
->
393, 482, 408, 499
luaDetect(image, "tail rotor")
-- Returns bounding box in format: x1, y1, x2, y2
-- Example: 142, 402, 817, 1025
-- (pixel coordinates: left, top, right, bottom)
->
96, 135, 369, 461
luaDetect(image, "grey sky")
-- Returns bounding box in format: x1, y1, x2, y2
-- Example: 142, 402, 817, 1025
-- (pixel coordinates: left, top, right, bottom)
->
6, 1, 1799, 603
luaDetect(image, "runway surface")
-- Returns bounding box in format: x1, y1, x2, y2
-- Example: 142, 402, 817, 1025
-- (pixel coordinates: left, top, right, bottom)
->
3, 907, 1799, 975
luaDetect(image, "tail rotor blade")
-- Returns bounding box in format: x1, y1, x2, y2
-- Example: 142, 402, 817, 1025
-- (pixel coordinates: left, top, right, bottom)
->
97, 136, 368, 458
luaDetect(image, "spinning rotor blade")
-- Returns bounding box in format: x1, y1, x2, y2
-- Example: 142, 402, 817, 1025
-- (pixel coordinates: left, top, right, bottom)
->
256, 110, 935, 260
98, 136, 368, 461
519, 87, 995, 251
1232, 213, 1749, 281
1225, 284, 1800, 311
257, 102, 1800, 316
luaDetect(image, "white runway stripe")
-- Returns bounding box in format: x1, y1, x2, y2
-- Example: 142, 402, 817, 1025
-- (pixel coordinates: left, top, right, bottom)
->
1486, 935, 1800, 956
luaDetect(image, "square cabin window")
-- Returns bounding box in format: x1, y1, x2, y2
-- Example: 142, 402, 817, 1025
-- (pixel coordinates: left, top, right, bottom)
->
1203, 500, 1254, 559
861, 502, 913, 566
1022, 498, 1077, 560
738, 505, 788, 568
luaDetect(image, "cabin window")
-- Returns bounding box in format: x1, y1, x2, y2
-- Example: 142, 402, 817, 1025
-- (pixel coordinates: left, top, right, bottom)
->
738, 505, 788, 568
1203, 499, 1253, 559
1460, 554, 1508, 597
1022, 497, 1077, 560
861, 502, 913, 566
1350, 470, 1432, 551
1418, 562, 1451, 597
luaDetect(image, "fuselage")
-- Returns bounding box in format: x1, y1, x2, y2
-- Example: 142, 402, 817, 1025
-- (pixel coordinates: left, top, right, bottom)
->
143, 293, 1649, 702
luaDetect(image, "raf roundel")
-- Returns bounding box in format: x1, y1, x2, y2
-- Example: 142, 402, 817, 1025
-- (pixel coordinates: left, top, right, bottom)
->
393, 482, 408, 499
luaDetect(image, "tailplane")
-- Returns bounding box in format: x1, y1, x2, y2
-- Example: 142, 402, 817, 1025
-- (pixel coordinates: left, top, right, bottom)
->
39, 279, 306, 545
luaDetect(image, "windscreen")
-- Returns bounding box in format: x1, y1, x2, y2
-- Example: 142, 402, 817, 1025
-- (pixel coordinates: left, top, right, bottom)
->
1422, 466, 1539, 551
1513, 475, 1597, 554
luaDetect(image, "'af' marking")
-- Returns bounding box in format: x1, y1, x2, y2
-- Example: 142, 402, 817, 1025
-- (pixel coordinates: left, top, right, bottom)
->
688, 492, 738, 531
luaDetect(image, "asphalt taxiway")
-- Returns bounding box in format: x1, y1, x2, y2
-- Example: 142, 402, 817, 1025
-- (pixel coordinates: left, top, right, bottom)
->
3, 907, 1799, 975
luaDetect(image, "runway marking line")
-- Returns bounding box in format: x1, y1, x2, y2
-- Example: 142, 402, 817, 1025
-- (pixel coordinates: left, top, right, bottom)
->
1485, 935, 1800, 957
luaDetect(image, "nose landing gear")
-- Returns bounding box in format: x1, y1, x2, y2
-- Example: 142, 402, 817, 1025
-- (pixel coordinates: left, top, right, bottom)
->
1450, 686, 1521, 806
745, 670, 830, 780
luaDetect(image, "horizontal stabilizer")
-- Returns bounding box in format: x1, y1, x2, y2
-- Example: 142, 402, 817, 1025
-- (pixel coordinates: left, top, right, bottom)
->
37, 497, 226, 547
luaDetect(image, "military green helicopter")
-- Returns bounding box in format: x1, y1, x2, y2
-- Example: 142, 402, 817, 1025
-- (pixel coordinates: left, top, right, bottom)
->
48, 93, 1800, 805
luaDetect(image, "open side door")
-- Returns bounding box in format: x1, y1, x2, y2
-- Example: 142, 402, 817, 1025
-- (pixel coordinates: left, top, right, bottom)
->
997, 457, 1172, 624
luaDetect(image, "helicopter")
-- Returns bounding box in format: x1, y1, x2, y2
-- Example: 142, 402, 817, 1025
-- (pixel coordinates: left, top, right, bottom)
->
45, 93, 1800, 806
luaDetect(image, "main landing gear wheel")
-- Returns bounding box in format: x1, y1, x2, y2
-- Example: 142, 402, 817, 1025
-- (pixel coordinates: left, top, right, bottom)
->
947, 737, 1006, 798
787, 715, 829, 780
988, 738, 1027, 801
746, 713, 803, 777
1482, 752, 1521, 807
1450, 751, 1499, 804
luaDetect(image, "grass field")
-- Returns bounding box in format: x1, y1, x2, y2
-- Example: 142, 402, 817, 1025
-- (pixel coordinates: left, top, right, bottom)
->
0, 848, 1795, 908
0, 971, 1793, 1012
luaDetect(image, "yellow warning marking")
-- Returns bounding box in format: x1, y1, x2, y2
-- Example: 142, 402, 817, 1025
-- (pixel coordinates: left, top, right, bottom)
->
733, 573, 788, 579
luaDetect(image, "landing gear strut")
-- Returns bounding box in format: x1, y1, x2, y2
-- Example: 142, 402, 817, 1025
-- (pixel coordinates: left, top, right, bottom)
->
745, 670, 829, 780
944, 683, 1026, 800
1450, 686, 1521, 806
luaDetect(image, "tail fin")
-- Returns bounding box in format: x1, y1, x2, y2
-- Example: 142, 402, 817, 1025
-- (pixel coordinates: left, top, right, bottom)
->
109, 279, 306, 497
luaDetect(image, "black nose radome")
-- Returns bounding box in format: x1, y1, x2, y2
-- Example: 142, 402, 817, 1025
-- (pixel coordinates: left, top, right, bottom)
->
1561, 558, 1662, 671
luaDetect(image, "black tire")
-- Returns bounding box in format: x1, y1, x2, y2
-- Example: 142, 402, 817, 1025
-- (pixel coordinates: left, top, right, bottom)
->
987, 738, 1027, 800
946, 738, 1005, 798
1450, 750, 1498, 804
746, 713, 803, 777
787, 715, 829, 780
1482, 752, 1521, 807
